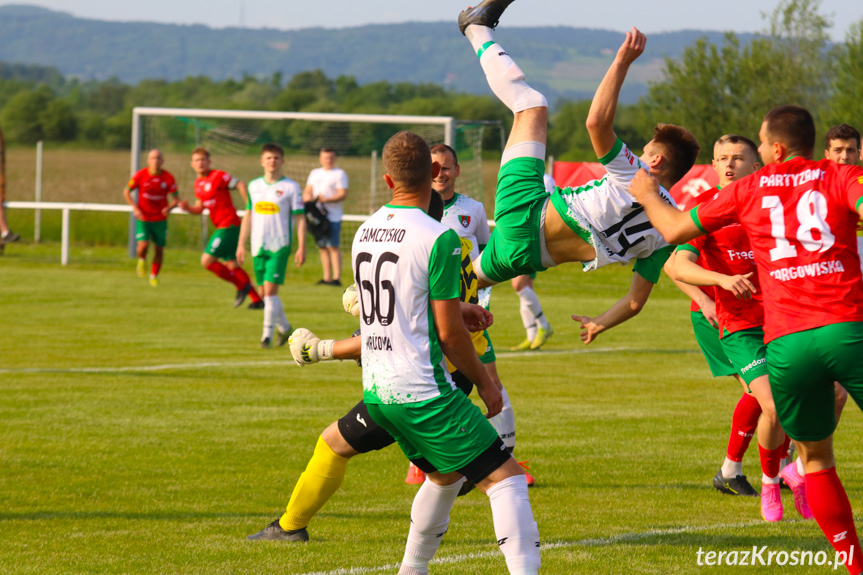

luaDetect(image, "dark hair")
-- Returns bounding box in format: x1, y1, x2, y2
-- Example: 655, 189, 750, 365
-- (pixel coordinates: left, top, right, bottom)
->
825, 124, 861, 149
715, 134, 758, 160
320, 147, 336, 154
428, 190, 445, 222
652, 124, 701, 186
261, 143, 285, 157
383, 131, 432, 189
763, 105, 815, 157
429, 143, 458, 165
191, 147, 210, 158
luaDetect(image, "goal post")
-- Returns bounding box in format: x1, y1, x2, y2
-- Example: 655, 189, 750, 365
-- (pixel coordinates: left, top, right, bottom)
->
130, 107, 492, 257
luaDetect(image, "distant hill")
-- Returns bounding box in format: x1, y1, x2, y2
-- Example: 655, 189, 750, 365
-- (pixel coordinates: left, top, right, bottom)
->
0, 5, 755, 103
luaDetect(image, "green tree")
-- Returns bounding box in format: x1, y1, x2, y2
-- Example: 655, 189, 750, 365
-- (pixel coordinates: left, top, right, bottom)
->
0, 87, 51, 143
826, 19, 863, 129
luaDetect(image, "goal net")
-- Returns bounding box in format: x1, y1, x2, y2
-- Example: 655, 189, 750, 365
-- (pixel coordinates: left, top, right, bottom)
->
131, 107, 493, 250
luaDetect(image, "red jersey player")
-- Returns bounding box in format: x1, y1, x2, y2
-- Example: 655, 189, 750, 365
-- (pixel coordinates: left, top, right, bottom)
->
631, 105, 863, 574
668, 135, 791, 522
663, 135, 767, 500
123, 148, 178, 286
178, 147, 263, 309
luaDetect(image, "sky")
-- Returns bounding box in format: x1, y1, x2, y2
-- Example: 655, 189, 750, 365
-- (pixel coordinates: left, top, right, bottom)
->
3, 0, 863, 40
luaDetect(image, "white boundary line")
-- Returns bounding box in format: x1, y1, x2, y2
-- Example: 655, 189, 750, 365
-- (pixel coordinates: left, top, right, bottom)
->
292, 519, 770, 575
0, 347, 698, 375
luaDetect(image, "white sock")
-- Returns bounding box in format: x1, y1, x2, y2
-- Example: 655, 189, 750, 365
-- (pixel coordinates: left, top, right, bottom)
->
465, 24, 495, 54
796, 457, 805, 476
489, 385, 516, 451
269, 295, 290, 332
473, 37, 547, 114
721, 457, 743, 478
262, 296, 276, 340
487, 475, 541, 575
519, 303, 538, 342
762, 473, 780, 485
399, 478, 464, 574
517, 287, 549, 331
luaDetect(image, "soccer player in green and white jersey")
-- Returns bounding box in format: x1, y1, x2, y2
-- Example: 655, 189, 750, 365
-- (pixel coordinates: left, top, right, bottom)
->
237, 143, 306, 348
327, 130, 540, 575
458, 1, 699, 344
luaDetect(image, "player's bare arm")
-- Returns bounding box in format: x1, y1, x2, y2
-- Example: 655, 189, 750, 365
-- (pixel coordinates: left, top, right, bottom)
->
664, 252, 719, 327
431, 297, 502, 418
585, 27, 646, 158
571, 271, 653, 344
302, 184, 314, 203
671, 250, 756, 300
236, 180, 248, 207
236, 209, 252, 265
321, 186, 347, 204
294, 214, 307, 267
628, 170, 702, 244
178, 198, 204, 214
122, 186, 143, 220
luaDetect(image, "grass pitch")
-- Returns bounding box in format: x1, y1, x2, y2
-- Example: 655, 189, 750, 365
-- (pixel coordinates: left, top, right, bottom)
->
1, 243, 861, 574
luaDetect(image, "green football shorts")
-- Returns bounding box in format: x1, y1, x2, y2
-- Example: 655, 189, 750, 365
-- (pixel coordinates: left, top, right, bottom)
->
768, 322, 863, 442
205, 226, 240, 261
135, 219, 168, 247
366, 388, 500, 473
475, 157, 549, 284
720, 327, 769, 387
253, 246, 291, 285
479, 329, 496, 364
690, 311, 736, 378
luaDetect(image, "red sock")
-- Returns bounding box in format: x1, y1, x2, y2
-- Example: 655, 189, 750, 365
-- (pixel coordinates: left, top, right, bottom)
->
806, 468, 863, 575
206, 261, 239, 286
232, 268, 262, 302
727, 393, 761, 461
758, 444, 784, 478
151, 262, 161, 277
781, 434, 791, 459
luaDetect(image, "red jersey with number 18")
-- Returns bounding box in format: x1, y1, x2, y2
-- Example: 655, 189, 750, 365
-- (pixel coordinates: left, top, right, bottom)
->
693, 157, 863, 343
194, 170, 241, 229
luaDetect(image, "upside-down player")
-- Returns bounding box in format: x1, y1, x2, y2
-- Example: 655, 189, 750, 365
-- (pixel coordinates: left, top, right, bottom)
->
179, 147, 264, 309
459, 0, 699, 344
630, 104, 863, 573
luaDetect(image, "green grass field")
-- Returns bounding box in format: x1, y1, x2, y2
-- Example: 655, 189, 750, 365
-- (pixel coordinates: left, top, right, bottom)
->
1, 242, 861, 574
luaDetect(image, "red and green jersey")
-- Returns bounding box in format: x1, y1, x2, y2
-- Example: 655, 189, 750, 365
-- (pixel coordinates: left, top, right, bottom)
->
194, 170, 241, 229
686, 188, 720, 313
128, 168, 178, 222
693, 157, 863, 343
682, 223, 764, 336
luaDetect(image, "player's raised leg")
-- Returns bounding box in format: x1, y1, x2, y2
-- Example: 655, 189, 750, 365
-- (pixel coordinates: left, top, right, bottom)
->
460, 0, 547, 156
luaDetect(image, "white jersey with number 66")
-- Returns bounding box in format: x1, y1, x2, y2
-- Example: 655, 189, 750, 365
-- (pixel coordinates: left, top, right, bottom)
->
352, 204, 462, 406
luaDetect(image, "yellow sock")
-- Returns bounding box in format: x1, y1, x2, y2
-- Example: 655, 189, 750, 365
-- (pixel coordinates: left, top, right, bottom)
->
279, 435, 349, 531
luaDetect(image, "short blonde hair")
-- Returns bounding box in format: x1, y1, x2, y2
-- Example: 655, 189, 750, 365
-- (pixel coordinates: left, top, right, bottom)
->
191, 147, 210, 158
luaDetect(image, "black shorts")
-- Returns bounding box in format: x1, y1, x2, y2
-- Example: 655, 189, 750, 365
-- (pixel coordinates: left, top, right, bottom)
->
411, 436, 510, 485
337, 400, 396, 453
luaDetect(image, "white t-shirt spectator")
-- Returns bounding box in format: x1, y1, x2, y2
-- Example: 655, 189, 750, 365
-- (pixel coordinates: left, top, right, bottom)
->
306, 167, 348, 222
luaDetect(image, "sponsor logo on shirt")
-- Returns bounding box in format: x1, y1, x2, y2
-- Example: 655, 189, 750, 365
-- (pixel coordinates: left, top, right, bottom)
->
726, 249, 754, 261
255, 202, 280, 215
769, 260, 846, 281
